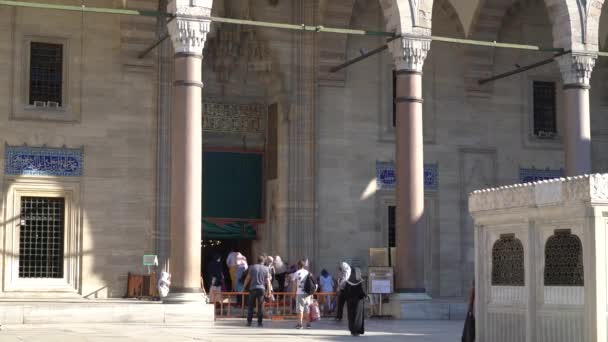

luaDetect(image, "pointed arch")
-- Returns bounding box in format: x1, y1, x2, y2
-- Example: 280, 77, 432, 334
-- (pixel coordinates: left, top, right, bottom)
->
317, 0, 437, 84
378, 0, 434, 34
545, 0, 605, 50
433, 0, 465, 36
317, 0, 357, 84
464, 0, 605, 97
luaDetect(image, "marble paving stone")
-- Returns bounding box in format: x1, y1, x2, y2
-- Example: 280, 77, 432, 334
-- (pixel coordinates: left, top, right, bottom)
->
401, 302, 450, 320
0, 319, 462, 342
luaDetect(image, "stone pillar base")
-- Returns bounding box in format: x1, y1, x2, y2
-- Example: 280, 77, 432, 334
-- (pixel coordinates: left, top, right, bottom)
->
163, 292, 207, 304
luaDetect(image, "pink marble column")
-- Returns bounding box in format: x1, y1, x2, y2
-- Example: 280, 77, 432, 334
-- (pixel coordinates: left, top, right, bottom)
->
390, 37, 430, 293
558, 53, 596, 177
166, 0, 211, 303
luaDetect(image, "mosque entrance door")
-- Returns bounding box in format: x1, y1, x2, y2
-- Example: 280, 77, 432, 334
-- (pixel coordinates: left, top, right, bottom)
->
202, 239, 253, 293
202, 148, 264, 291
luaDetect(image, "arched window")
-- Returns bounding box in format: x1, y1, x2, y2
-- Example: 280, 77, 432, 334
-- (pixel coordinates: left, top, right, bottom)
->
491, 234, 525, 286
544, 230, 584, 286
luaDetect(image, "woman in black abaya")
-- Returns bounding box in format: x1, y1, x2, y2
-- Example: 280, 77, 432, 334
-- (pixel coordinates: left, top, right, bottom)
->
343, 267, 366, 336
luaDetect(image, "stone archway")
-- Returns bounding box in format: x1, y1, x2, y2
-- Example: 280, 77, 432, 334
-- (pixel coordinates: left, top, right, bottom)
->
465, 0, 606, 97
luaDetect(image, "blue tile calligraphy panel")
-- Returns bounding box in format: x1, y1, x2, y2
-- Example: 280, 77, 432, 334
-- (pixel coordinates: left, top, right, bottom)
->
5, 145, 83, 177
376, 162, 438, 191
519, 168, 563, 184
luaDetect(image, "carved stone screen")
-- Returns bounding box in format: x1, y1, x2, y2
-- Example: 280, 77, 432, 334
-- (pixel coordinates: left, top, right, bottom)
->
491, 234, 525, 286
544, 229, 584, 286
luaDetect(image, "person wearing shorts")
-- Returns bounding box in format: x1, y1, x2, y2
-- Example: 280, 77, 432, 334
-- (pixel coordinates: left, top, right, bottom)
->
292, 259, 312, 329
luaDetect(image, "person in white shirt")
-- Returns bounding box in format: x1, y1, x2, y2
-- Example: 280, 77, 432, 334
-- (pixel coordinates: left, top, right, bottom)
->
226, 250, 238, 291
335, 261, 351, 321
291, 259, 312, 329
235, 253, 248, 292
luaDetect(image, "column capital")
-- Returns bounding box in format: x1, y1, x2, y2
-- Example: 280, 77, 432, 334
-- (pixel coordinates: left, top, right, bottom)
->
389, 36, 431, 73
557, 52, 597, 87
167, 0, 212, 55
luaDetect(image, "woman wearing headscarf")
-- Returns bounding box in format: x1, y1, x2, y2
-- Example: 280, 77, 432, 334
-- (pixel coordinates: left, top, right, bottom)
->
462, 280, 475, 342
265, 256, 276, 281
343, 267, 366, 336
335, 261, 351, 321
273, 256, 287, 292
319, 269, 334, 314
207, 254, 224, 303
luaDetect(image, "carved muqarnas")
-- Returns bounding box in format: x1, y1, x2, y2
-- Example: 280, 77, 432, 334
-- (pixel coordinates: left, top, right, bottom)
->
544, 229, 584, 286
491, 234, 525, 286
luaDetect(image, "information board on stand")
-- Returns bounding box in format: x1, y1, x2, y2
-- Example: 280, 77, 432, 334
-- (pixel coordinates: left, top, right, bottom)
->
368, 267, 394, 318
368, 267, 394, 294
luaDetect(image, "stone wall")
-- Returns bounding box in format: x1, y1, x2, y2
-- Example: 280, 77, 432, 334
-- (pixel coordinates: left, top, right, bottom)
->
0, 1, 158, 298
315, 0, 608, 299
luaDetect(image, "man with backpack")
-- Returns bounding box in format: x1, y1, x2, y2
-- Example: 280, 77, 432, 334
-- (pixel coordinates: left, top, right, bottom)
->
291, 259, 317, 329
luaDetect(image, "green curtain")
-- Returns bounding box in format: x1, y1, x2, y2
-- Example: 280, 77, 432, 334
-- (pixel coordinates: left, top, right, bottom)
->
202, 151, 263, 219
202, 220, 257, 240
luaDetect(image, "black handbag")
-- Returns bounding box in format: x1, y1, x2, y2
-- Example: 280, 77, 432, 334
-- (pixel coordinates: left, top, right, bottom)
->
461, 310, 475, 342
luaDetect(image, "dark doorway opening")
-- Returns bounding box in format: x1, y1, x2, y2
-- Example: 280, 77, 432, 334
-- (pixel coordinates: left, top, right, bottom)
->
202, 239, 253, 292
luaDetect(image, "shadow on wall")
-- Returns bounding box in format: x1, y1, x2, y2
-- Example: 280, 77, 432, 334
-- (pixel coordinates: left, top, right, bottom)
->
0, 171, 150, 299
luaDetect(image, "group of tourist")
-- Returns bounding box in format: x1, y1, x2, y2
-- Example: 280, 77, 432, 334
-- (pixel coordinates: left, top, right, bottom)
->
205, 251, 366, 336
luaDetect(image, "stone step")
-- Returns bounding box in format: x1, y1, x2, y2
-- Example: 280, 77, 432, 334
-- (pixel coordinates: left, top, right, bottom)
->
0, 299, 215, 324
381, 296, 468, 320
399, 301, 467, 320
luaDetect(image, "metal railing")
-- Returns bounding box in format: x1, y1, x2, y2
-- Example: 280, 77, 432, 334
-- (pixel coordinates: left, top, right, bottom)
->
210, 291, 338, 320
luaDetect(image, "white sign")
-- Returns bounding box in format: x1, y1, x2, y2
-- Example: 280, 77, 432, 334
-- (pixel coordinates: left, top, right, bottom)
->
371, 279, 392, 294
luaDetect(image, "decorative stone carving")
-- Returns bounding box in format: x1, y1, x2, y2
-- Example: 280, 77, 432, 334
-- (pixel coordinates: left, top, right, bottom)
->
5, 145, 83, 177
389, 37, 431, 72
205, 0, 273, 84
557, 53, 597, 86
491, 234, 525, 286
167, 0, 212, 55
544, 229, 584, 286
468, 175, 608, 212
589, 173, 608, 201
202, 102, 265, 134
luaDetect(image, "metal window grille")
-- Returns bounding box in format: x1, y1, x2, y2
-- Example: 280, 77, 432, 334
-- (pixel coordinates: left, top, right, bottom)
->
491, 234, 525, 286
18, 196, 65, 278
544, 229, 584, 286
388, 206, 396, 248
29, 42, 63, 106
533, 81, 556, 136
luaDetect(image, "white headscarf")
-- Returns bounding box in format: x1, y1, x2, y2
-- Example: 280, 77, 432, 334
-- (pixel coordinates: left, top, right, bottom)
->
338, 262, 351, 290
345, 267, 363, 286
274, 256, 287, 273
157, 271, 171, 298
236, 253, 248, 270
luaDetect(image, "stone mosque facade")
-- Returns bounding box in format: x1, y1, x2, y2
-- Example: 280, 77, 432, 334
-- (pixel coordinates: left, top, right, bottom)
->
1, 0, 608, 306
